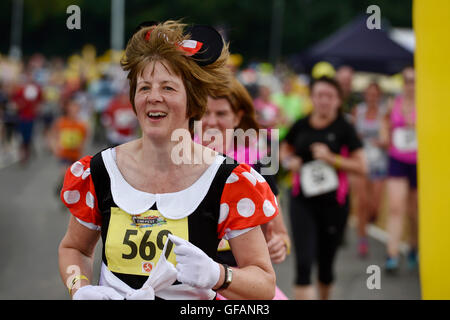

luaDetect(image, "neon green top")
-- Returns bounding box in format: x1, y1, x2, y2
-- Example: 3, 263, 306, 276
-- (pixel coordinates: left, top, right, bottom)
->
271, 92, 305, 139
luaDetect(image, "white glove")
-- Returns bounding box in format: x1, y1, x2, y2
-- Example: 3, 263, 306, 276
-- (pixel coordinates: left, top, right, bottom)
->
168, 234, 220, 289
72, 285, 124, 300
125, 287, 155, 300
98, 238, 178, 300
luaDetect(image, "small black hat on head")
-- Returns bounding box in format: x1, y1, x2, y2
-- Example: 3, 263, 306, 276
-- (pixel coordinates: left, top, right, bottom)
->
183, 25, 224, 66
132, 21, 224, 66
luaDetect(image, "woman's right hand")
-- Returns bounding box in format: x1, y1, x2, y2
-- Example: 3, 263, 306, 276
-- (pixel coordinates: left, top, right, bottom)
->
72, 285, 124, 300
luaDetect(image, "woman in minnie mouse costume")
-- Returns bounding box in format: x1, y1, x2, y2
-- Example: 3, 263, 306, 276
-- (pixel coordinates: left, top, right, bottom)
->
58, 20, 278, 300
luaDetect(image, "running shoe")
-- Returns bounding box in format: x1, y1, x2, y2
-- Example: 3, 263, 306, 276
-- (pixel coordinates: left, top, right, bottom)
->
407, 249, 418, 270
385, 256, 399, 274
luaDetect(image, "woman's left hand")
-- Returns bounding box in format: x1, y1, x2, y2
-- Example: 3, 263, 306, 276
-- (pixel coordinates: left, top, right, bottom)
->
168, 234, 221, 289
267, 235, 287, 264
311, 143, 333, 163
264, 223, 288, 264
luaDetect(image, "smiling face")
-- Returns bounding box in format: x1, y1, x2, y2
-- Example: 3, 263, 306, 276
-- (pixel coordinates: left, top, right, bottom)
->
134, 60, 188, 141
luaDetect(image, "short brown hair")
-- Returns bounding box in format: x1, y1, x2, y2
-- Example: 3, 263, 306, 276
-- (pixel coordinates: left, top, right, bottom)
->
121, 20, 232, 128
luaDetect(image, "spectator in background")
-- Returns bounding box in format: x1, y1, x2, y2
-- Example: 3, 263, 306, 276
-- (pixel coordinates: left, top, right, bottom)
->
227, 53, 243, 75
49, 97, 88, 198
73, 79, 94, 124
28, 53, 49, 86
254, 84, 281, 129
335, 65, 361, 115
0, 81, 16, 154
352, 82, 388, 257
41, 74, 63, 152
380, 66, 418, 273
102, 87, 138, 147
237, 67, 259, 99
89, 72, 115, 145
11, 70, 43, 165
272, 77, 305, 140
254, 84, 281, 152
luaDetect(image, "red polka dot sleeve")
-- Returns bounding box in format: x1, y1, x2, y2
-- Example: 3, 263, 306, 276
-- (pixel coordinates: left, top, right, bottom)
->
60, 156, 102, 230
217, 163, 279, 239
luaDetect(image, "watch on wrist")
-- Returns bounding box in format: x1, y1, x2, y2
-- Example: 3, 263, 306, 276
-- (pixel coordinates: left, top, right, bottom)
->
218, 264, 233, 290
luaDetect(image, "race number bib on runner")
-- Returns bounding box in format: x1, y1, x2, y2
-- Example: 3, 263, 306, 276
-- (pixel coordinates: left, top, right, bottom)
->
300, 160, 338, 197
392, 128, 417, 152
60, 129, 83, 149
365, 143, 384, 165
105, 208, 188, 276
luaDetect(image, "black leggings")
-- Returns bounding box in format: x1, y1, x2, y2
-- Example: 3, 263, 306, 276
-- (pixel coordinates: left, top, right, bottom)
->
289, 194, 349, 286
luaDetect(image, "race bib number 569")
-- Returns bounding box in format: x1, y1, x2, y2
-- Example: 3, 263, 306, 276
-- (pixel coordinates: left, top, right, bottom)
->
105, 208, 188, 276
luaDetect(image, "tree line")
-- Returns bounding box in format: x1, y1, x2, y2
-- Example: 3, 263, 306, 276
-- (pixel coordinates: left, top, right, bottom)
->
0, 0, 412, 64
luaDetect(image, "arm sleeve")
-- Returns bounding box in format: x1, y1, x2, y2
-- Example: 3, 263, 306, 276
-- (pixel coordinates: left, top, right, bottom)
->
252, 162, 279, 196
60, 155, 102, 230
217, 163, 279, 239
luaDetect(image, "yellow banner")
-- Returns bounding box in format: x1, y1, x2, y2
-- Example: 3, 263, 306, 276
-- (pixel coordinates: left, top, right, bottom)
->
414, 0, 450, 299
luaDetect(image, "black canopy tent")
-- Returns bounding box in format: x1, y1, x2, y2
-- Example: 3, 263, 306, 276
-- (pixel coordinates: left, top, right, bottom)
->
290, 16, 414, 75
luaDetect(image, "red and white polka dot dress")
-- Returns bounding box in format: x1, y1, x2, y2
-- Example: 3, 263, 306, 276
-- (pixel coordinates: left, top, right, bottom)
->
60, 156, 102, 230
217, 163, 278, 239
60, 150, 279, 297
61, 157, 278, 238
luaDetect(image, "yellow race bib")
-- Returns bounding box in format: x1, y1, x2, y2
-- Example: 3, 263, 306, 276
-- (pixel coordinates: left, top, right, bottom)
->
105, 208, 188, 276
60, 129, 83, 149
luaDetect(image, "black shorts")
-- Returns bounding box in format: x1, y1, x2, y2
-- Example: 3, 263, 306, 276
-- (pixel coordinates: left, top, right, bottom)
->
289, 194, 349, 285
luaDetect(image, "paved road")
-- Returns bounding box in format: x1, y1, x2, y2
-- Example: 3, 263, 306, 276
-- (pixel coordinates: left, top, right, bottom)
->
0, 138, 421, 300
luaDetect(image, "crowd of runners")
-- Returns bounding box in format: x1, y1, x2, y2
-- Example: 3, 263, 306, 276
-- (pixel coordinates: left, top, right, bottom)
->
0, 20, 418, 300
